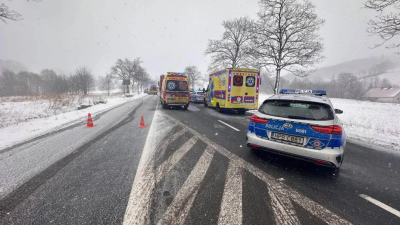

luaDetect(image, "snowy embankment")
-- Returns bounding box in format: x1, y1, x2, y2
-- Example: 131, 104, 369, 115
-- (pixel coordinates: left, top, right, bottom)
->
258, 94, 400, 152
0, 93, 146, 150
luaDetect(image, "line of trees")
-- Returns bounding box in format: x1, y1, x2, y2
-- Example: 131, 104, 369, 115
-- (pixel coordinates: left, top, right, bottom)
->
0, 66, 95, 97
205, 0, 325, 94
205, 0, 400, 94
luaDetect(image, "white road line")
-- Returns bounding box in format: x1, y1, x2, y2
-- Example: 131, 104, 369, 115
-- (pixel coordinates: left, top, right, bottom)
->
360, 194, 400, 218
189, 106, 200, 111
218, 120, 240, 131
157, 147, 215, 225
123, 105, 185, 225
165, 115, 352, 225
268, 183, 300, 225
155, 137, 198, 183
218, 162, 243, 225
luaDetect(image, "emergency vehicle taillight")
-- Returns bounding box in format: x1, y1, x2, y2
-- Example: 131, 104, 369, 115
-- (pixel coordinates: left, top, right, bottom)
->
310, 125, 342, 135
250, 115, 269, 124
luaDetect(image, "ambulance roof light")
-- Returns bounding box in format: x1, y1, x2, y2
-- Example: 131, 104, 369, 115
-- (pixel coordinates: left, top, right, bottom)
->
167, 72, 186, 75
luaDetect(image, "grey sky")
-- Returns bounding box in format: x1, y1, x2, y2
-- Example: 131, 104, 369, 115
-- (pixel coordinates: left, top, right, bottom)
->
0, 0, 395, 80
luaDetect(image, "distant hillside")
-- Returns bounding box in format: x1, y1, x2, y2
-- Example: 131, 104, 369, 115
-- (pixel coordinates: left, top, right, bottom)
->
360, 66, 400, 86
282, 55, 400, 82
0, 59, 27, 73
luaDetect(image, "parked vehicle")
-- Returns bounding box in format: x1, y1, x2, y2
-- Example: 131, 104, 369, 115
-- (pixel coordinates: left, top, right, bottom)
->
246, 89, 346, 169
190, 90, 205, 103
148, 85, 158, 95
159, 72, 190, 109
204, 68, 260, 114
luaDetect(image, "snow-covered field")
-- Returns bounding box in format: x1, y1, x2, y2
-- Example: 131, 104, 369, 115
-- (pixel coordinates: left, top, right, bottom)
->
0, 93, 146, 150
258, 94, 400, 152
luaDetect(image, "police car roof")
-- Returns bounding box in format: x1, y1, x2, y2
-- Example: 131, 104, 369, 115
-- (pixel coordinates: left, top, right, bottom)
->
266, 93, 333, 105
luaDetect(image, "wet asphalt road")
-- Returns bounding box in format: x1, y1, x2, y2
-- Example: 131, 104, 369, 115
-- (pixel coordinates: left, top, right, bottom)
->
0, 95, 399, 225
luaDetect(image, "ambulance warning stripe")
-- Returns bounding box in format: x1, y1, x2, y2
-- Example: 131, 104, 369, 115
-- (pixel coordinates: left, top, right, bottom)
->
214, 90, 226, 99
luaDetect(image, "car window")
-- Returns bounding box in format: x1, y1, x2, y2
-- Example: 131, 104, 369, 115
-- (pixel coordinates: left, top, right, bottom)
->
259, 100, 334, 120
233, 75, 243, 86
167, 81, 188, 91
246, 76, 255, 87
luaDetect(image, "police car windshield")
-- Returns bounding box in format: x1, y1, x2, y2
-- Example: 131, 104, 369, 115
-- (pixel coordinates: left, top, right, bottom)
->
259, 100, 334, 121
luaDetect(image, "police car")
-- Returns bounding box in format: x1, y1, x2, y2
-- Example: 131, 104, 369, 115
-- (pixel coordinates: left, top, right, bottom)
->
246, 89, 345, 168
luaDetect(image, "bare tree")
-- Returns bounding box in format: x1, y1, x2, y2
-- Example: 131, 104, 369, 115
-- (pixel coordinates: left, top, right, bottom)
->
98, 74, 114, 96
134, 65, 150, 92
335, 73, 364, 99
205, 17, 254, 72
0, 0, 40, 23
251, 0, 325, 94
381, 78, 392, 87
0, 4, 22, 23
74, 67, 94, 95
184, 66, 201, 89
40, 69, 58, 94
110, 58, 142, 93
110, 59, 130, 93
365, 0, 400, 50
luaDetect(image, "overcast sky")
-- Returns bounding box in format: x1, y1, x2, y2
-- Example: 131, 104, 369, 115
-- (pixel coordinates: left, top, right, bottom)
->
0, 0, 396, 80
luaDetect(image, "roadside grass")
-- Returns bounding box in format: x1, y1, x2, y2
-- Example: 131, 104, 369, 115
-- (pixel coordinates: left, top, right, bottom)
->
0, 93, 124, 128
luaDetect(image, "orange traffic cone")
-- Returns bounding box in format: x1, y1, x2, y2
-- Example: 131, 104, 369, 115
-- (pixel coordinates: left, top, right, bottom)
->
138, 115, 146, 127
87, 113, 94, 127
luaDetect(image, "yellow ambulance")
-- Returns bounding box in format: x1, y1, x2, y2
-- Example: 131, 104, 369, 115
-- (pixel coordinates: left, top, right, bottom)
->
204, 68, 260, 114
159, 72, 190, 110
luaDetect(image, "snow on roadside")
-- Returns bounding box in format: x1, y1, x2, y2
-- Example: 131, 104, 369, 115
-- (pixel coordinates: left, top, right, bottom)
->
258, 93, 400, 152
330, 98, 400, 152
0, 93, 147, 150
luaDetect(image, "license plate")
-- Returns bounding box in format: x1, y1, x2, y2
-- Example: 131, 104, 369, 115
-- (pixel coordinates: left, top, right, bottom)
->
272, 132, 304, 144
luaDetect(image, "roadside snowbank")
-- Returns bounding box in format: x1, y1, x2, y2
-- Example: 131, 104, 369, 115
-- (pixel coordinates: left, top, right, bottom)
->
0, 93, 146, 150
258, 94, 400, 152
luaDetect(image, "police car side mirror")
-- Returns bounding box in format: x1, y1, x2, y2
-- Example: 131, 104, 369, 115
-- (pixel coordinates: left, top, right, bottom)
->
335, 109, 343, 114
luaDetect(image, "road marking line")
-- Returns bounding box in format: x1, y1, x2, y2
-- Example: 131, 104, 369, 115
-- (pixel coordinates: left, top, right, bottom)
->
218, 120, 240, 131
218, 162, 242, 225
154, 128, 187, 160
189, 106, 200, 111
360, 194, 400, 218
267, 182, 300, 224
123, 101, 184, 225
157, 147, 215, 225
164, 115, 352, 225
155, 137, 198, 183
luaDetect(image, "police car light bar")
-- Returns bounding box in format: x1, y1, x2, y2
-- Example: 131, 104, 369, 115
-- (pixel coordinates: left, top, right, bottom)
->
279, 89, 327, 96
